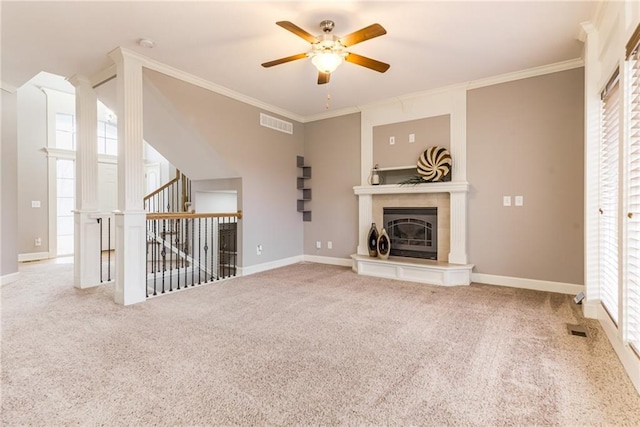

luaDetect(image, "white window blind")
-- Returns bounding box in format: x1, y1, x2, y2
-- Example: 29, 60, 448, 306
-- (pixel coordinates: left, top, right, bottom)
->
600, 73, 620, 325
626, 43, 640, 354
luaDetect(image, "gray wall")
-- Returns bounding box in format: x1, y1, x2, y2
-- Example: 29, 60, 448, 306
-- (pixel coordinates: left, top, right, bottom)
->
373, 115, 450, 168
17, 84, 49, 256
1, 89, 19, 276
142, 76, 238, 181
143, 70, 304, 268
467, 67, 584, 284
303, 113, 361, 258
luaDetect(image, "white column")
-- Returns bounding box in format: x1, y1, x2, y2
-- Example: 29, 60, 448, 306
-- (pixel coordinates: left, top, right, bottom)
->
69, 75, 101, 289
357, 194, 373, 255
109, 47, 146, 305
448, 191, 468, 265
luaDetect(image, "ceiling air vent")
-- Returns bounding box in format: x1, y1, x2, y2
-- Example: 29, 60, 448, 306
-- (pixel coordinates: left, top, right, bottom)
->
260, 113, 293, 135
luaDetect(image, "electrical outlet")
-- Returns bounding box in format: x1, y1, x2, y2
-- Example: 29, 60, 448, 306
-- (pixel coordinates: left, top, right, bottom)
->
35, 237, 42, 246
256, 244, 263, 255
316, 241, 321, 249
503, 196, 511, 207
389, 136, 395, 145
409, 133, 415, 143
327, 241, 333, 249
31, 200, 41, 208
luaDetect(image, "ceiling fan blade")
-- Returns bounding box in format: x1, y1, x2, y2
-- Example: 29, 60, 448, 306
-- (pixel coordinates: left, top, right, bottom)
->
317, 72, 330, 85
261, 53, 308, 68
345, 52, 390, 73
339, 23, 387, 47
276, 21, 317, 44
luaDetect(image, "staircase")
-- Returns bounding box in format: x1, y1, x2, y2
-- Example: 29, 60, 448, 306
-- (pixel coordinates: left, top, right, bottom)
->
143, 171, 240, 297
144, 170, 191, 213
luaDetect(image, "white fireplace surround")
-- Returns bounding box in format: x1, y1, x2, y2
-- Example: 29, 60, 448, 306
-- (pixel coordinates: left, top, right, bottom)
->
352, 87, 474, 286
352, 183, 473, 286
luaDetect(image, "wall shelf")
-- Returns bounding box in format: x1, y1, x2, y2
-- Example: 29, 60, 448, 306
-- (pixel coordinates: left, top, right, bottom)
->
296, 156, 311, 222
373, 165, 420, 185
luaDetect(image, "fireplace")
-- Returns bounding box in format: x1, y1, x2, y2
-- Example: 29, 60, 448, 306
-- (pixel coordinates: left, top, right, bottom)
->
353, 184, 472, 286
383, 207, 437, 260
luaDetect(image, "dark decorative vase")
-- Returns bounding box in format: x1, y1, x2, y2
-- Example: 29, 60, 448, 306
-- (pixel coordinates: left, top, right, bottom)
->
367, 223, 379, 257
377, 228, 390, 260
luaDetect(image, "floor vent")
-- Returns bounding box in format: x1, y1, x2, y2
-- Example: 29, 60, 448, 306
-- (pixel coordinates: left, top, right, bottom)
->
260, 113, 293, 134
566, 324, 589, 338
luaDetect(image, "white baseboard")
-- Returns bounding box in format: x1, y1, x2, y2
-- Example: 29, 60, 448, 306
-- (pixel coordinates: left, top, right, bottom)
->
18, 252, 50, 262
596, 305, 640, 395
303, 255, 352, 267
238, 255, 304, 276
471, 273, 583, 295
1, 272, 20, 286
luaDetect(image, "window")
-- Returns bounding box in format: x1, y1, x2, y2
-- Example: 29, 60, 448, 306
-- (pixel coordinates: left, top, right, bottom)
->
599, 71, 620, 325
56, 159, 75, 255
55, 113, 118, 155
55, 113, 76, 150
97, 120, 117, 155
625, 27, 640, 354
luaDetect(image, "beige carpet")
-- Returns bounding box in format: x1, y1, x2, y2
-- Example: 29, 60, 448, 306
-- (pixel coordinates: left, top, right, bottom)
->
2, 261, 639, 425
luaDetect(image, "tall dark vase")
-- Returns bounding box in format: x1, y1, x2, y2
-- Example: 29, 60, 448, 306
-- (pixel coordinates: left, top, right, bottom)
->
367, 223, 379, 257
377, 228, 390, 260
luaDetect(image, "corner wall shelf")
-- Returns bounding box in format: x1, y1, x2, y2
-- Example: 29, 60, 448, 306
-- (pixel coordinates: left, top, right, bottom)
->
296, 156, 311, 221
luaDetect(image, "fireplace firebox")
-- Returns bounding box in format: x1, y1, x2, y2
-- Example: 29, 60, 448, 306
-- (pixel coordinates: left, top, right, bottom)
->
383, 207, 437, 260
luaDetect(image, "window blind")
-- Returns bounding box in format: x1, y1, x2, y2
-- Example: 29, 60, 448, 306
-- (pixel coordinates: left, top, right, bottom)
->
600, 73, 620, 325
626, 43, 640, 354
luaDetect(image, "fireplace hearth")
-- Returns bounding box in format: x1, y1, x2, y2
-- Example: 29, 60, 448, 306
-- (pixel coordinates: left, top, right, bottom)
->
383, 207, 437, 260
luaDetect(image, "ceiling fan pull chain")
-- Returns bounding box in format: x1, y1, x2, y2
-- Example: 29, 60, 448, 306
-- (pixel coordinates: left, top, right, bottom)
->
325, 82, 332, 109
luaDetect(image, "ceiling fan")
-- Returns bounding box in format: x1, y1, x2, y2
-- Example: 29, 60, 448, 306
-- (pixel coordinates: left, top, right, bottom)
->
261, 20, 390, 84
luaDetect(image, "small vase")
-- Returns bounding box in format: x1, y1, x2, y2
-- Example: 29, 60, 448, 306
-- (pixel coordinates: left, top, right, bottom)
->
367, 223, 379, 257
377, 228, 390, 260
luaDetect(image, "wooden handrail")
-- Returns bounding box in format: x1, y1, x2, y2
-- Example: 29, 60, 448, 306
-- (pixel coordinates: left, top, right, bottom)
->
146, 211, 242, 220
143, 169, 181, 202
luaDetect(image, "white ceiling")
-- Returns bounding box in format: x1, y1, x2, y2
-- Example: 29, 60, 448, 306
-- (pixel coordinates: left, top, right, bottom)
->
1, 1, 596, 119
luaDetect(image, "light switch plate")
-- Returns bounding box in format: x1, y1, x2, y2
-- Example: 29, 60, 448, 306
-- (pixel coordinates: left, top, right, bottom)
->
515, 196, 524, 206
503, 196, 511, 207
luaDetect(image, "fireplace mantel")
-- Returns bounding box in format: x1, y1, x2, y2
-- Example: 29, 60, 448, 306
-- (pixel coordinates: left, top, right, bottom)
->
354, 181, 469, 195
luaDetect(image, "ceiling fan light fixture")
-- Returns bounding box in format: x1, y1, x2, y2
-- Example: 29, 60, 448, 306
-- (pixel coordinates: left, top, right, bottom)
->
262, 20, 389, 84
311, 52, 343, 73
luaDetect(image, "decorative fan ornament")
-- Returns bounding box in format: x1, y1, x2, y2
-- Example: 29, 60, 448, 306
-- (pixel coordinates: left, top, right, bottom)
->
417, 146, 452, 182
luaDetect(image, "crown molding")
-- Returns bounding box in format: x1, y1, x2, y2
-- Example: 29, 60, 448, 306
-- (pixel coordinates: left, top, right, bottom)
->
113, 47, 306, 124
304, 106, 361, 123
1, 81, 17, 93
89, 64, 117, 89
94, 47, 585, 125
466, 58, 584, 91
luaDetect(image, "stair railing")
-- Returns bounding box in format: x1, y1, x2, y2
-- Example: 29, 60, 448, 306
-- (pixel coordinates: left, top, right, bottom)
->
88, 211, 115, 284
145, 211, 242, 297
144, 170, 192, 213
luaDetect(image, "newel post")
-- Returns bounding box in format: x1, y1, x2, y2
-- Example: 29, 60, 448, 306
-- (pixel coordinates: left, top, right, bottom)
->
69, 75, 101, 289
109, 47, 147, 305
